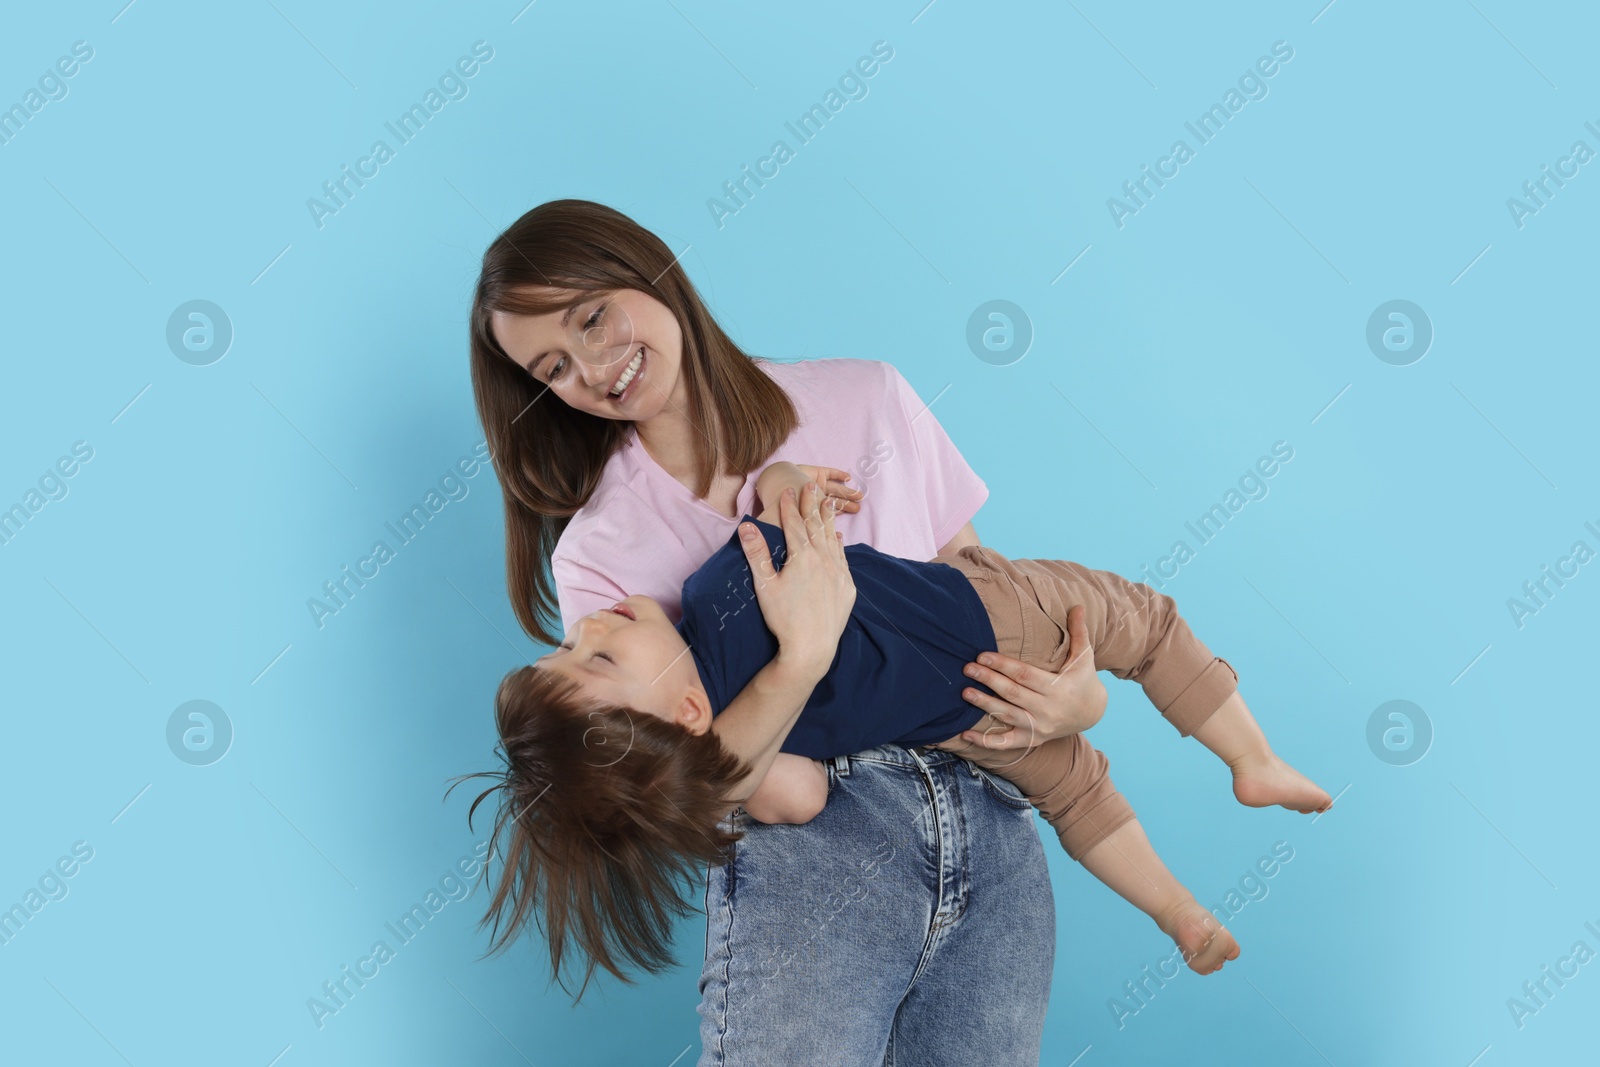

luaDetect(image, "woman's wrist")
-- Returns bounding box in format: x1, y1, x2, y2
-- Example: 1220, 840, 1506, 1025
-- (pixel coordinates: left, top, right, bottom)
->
768, 645, 834, 687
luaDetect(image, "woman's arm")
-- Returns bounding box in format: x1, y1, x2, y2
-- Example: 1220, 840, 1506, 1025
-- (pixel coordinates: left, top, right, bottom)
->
936, 521, 980, 556
958, 559, 1235, 749
938, 523, 1109, 743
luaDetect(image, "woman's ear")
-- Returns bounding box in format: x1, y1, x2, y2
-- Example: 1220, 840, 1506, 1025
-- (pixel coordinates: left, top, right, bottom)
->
677, 686, 714, 735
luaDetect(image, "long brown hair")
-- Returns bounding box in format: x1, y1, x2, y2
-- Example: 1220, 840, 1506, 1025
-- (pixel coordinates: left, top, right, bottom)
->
468, 199, 799, 643
453, 666, 751, 1000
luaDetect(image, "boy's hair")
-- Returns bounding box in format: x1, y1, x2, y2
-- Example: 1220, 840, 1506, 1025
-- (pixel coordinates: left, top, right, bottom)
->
457, 664, 751, 999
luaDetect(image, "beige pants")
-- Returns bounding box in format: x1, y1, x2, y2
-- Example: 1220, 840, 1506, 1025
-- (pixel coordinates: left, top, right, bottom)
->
915, 545, 1238, 860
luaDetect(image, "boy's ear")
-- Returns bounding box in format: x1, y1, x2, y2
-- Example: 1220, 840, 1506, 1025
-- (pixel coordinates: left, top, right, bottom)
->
677, 686, 714, 735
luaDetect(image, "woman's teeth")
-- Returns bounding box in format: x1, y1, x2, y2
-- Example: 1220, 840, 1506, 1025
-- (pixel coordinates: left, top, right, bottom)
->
609, 348, 644, 397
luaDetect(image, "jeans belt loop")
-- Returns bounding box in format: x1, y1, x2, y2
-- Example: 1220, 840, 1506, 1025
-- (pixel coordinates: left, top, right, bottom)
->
830, 754, 851, 777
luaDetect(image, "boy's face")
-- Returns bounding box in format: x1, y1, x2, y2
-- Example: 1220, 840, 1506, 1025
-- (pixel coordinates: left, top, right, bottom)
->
535, 596, 708, 731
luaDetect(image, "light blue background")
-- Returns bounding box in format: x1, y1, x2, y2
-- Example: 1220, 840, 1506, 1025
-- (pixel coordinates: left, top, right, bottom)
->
2, 1, 1596, 1064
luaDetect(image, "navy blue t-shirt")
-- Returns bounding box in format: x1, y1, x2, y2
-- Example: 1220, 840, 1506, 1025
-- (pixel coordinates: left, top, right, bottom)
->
676, 515, 999, 759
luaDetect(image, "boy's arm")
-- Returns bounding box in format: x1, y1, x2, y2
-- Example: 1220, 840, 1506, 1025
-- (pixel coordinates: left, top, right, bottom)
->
706, 480, 855, 814
740, 753, 828, 824
709, 657, 830, 812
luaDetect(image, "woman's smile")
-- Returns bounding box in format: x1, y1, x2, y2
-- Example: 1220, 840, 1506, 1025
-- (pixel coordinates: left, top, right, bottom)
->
608, 346, 645, 402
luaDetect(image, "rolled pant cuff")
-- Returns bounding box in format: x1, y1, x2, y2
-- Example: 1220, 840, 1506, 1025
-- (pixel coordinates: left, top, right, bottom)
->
1160, 657, 1239, 738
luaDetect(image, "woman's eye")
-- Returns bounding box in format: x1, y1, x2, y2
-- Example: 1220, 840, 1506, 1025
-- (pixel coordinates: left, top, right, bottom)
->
547, 356, 566, 381
585, 303, 606, 330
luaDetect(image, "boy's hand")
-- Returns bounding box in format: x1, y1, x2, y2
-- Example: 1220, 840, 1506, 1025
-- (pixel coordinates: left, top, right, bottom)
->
795, 465, 863, 514
739, 480, 855, 679
756, 462, 862, 521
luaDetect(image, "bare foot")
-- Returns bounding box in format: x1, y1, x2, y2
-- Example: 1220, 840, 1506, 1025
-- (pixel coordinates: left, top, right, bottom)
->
1156, 898, 1240, 975
1232, 750, 1332, 814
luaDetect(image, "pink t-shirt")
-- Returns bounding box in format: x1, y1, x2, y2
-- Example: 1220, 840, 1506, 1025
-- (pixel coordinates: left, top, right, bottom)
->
552, 357, 989, 630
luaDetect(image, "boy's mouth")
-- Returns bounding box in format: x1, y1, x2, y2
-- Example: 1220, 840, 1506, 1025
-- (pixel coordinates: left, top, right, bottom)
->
609, 603, 636, 621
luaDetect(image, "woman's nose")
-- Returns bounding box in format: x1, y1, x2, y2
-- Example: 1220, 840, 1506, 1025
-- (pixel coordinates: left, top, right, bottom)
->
575, 354, 610, 388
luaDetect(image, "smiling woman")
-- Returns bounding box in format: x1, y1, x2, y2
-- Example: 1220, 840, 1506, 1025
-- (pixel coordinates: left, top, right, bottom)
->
461, 198, 1107, 1064
491, 288, 681, 414
467, 202, 799, 645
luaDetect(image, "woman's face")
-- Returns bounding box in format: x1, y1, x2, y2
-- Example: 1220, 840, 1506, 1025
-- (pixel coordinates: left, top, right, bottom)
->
490, 287, 684, 422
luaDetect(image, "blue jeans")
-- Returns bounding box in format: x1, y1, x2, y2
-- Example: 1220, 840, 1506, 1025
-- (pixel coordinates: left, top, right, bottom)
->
696, 743, 1056, 1065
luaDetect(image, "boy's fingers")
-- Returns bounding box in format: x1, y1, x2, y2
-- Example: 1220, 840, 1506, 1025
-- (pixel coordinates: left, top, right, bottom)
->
825, 471, 863, 498
811, 466, 854, 488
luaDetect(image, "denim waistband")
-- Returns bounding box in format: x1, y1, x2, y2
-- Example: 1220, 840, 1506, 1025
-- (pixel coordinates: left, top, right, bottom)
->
827, 743, 970, 778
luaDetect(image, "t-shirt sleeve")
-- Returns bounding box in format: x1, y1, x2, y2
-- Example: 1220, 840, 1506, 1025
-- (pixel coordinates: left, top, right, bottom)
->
886, 362, 989, 550
552, 551, 629, 634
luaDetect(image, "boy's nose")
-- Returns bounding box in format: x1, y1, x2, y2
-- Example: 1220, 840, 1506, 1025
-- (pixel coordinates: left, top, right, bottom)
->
575, 613, 614, 640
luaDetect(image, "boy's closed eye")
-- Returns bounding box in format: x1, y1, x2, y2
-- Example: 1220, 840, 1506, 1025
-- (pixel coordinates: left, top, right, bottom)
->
558, 643, 617, 664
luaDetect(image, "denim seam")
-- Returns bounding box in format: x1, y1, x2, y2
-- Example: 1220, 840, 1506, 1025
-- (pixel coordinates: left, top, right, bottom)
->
705, 842, 737, 1064
848, 751, 961, 770
947, 761, 972, 924
972, 765, 1034, 810
902, 751, 949, 994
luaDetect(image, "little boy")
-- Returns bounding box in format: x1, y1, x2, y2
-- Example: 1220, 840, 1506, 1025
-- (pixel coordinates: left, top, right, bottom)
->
472, 462, 1330, 994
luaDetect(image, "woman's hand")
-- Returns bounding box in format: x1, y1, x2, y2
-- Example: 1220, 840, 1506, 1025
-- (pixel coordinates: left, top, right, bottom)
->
756, 462, 863, 519
739, 480, 856, 678
955, 604, 1108, 747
